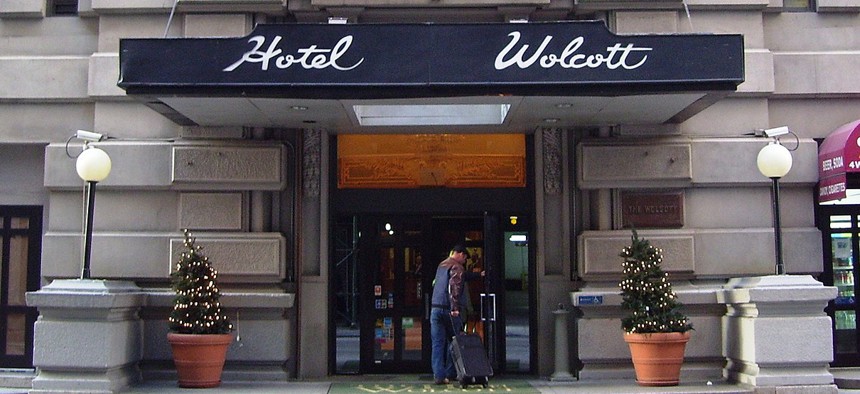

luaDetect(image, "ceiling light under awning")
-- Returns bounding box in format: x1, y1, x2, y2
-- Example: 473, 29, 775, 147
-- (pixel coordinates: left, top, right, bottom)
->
352, 104, 512, 126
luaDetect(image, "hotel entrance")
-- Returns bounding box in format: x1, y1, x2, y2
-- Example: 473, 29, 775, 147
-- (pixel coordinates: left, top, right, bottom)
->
330, 132, 534, 375
332, 213, 532, 375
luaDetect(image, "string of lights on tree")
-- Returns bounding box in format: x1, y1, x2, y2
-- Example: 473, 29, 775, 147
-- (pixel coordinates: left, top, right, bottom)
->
619, 230, 692, 334
169, 229, 233, 335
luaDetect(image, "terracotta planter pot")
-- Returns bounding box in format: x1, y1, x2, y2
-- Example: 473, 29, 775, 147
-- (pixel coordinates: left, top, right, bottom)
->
623, 331, 691, 387
167, 332, 234, 388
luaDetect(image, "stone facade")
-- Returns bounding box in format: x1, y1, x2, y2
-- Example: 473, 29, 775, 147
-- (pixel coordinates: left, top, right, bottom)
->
0, 0, 857, 391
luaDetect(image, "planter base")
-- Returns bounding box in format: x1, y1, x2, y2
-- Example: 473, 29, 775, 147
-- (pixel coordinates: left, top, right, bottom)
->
624, 331, 691, 387
167, 332, 234, 388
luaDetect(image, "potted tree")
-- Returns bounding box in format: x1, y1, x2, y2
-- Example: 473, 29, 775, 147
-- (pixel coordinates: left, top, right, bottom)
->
167, 229, 234, 388
619, 230, 693, 386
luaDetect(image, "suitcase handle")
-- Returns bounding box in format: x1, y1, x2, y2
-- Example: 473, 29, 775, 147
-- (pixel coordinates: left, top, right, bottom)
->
449, 312, 465, 334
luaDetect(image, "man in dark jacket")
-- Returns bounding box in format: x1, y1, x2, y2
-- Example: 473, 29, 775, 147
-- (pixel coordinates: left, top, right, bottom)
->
430, 244, 481, 385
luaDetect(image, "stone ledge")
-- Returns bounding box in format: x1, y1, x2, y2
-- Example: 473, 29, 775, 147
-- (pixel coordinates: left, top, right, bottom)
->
145, 291, 295, 309
0, 368, 35, 389
832, 367, 860, 389
26, 279, 146, 312
572, 282, 722, 307
719, 275, 838, 304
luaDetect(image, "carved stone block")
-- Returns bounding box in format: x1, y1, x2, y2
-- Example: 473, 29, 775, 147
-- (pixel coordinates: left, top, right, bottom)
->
173, 145, 283, 190
179, 192, 245, 230
579, 143, 692, 189
169, 235, 285, 279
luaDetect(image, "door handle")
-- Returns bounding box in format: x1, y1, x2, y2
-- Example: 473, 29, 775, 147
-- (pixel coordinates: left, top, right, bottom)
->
480, 293, 486, 321
480, 293, 497, 322
488, 293, 496, 322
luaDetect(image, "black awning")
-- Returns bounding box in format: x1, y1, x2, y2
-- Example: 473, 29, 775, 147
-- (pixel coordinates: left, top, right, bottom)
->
118, 21, 744, 99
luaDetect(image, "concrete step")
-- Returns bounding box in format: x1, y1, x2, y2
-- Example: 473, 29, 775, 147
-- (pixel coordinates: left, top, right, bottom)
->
833, 367, 860, 389
0, 369, 33, 393
0, 369, 33, 389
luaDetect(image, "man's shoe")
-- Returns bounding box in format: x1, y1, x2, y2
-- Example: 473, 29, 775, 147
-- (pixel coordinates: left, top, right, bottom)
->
434, 378, 449, 385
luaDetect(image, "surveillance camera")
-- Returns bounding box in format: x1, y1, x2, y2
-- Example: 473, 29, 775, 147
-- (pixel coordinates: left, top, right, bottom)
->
763, 126, 789, 138
75, 130, 105, 142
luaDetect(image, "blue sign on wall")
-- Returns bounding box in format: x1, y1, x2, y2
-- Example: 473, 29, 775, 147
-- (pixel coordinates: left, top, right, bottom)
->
577, 295, 604, 305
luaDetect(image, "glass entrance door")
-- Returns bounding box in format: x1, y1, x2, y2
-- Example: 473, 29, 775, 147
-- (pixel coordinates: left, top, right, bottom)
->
358, 217, 430, 373
338, 213, 532, 375
430, 216, 491, 367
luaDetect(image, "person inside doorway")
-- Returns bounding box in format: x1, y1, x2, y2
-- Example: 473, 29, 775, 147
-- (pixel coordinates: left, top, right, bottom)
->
430, 244, 483, 385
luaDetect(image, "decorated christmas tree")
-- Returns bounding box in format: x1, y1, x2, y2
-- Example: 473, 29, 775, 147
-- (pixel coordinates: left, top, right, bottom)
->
169, 229, 233, 334
619, 230, 692, 334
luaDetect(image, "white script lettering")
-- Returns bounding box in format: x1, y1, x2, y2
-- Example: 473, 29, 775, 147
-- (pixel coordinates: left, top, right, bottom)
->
494, 32, 652, 71
223, 35, 364, 72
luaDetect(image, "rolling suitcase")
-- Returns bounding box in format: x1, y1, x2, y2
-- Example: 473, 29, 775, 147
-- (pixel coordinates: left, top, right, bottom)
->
449, 332, 493, 389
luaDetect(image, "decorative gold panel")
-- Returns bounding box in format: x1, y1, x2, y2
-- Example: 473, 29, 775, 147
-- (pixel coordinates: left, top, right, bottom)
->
338, 134, 526, 189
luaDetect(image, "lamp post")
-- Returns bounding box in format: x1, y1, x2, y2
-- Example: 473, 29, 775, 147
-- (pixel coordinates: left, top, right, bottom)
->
756, 140, 793, 275
75, 146, 112, 279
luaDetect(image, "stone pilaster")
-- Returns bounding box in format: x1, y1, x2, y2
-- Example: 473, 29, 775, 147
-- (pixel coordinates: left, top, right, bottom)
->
718, 275, 837, 392
25, 279, 145, 394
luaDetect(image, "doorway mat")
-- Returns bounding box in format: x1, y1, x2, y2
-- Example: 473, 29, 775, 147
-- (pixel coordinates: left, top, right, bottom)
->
328, 380, 540, 393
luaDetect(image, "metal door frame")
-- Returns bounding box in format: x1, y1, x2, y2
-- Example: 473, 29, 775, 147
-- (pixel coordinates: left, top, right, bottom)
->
356, 215, 432, 374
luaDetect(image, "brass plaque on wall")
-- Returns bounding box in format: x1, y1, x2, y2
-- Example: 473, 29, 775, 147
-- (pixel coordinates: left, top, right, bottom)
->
621, 191, 684, 228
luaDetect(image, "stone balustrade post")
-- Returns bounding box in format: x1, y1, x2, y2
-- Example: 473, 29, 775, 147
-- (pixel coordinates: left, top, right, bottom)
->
717, 275, 837, 393
25, 279, 145, 394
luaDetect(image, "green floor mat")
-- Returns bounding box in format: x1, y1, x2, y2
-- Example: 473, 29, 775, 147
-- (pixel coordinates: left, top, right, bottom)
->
329, 380, 540, 393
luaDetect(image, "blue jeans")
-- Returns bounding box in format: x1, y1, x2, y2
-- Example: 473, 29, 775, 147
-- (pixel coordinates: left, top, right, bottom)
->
430, 307, 462, 381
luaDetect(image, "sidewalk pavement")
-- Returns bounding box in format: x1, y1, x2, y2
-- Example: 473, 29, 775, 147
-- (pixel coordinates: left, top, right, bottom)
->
119, 378, 752, 394
9, 374, 860, 393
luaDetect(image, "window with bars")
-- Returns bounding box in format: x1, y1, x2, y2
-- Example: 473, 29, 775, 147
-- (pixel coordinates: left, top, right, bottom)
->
48, 0, 78, 16
783, 0, 816, 11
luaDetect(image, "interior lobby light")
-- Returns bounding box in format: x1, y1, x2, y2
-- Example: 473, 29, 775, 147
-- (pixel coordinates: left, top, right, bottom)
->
353, 104, 511, 126
509, 234, 527, 242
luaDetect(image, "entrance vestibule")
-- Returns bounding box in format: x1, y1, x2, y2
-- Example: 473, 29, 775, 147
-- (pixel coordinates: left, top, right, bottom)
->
330, 133, 535, 375
332, 214, 533, 375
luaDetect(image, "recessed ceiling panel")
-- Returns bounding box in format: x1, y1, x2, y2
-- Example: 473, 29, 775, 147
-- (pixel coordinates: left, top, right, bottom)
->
160, 97, 267, 127
594, 94, 706, 124
352, 104, 512, 126
156, 93, 709, 132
